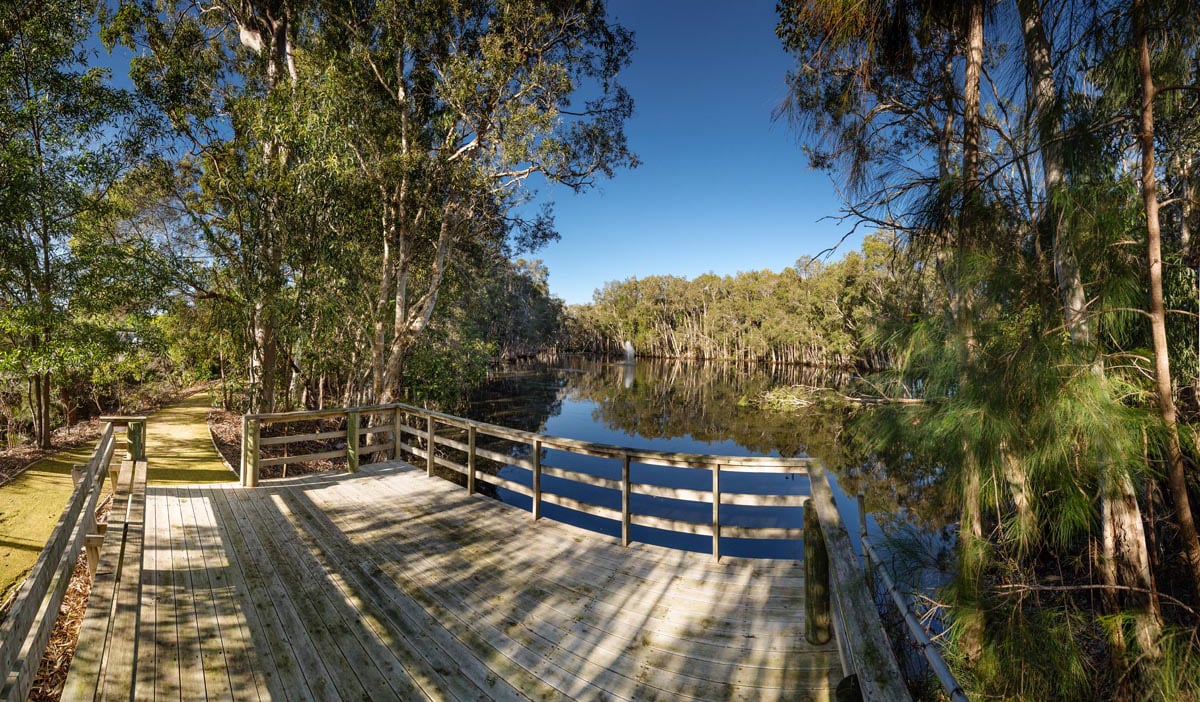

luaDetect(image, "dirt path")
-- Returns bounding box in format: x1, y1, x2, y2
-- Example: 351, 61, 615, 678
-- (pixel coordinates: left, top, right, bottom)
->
0, 391, 236, 602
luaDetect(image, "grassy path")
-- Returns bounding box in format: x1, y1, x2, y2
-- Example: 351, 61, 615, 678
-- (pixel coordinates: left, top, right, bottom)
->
0, 390, 236, 602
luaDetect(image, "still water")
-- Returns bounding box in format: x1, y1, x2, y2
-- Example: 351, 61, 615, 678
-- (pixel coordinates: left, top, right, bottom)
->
452, 356, 873, 559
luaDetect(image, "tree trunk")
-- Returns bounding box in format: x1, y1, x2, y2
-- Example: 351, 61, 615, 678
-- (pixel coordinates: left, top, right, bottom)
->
1135, 0, 1200, 593
955, 0, 986, 663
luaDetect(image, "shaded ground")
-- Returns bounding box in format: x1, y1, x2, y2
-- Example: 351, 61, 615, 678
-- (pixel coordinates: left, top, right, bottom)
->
0, 422, 103, 487
0, 441, 100, 606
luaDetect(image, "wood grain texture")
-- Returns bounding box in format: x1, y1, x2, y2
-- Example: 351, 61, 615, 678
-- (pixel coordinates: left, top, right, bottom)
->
69, 461, 844, 700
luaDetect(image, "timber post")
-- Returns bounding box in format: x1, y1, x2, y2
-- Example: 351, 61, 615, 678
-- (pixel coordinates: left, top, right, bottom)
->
805, 500, 832, 645
126, 418, 146, 461
467, 425, 476, 495
712, 463, 721, 563
621, 453, 631, 546
99, 415, 147, 462
241, 416, 261, 487
392, 406, 402, 461
77, 461, 103, 577
426, 416, 435, 475
532, 440, 543, 520
346, 410, 359, 473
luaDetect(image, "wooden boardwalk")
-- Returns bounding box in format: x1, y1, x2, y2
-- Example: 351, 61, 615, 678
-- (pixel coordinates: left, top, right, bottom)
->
125, 462, 840, 701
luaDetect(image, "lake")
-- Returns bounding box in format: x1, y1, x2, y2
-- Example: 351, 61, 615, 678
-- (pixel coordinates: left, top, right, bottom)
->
450, 356, 886, 559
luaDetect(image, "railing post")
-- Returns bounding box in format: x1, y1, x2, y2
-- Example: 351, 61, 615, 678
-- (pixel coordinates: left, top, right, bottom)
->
426, 415, 436, 475
126, 418, 146, 462
242, 417, 261, 488
621, 453, 631, 547
346, 410, 359, 473
392, 406, 402, 461
804, 500, 832, 644
532, 440, 543, 520
467, 425, 477, 495
240, 415, 249, 485
712, 463, 721, 563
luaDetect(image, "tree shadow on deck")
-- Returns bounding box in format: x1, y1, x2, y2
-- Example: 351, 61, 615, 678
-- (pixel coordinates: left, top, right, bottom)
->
196, 464, 840, 701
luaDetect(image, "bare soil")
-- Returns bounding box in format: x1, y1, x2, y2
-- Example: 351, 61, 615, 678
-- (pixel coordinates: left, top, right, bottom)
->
207, 409, 347, 479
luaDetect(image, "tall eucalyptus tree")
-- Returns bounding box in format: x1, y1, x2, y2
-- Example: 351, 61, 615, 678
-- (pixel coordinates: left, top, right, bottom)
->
298, 0, 637, 405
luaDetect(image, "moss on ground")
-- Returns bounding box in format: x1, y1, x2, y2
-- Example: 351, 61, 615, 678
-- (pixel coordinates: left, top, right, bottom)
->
0, 391, 237, 603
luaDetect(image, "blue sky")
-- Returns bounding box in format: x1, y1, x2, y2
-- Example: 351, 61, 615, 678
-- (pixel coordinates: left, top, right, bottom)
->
88, 2, 859, 306
530, 0, 859, 305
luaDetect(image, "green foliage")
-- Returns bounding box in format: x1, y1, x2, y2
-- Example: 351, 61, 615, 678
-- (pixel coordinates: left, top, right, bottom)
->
567, 231, 910, 368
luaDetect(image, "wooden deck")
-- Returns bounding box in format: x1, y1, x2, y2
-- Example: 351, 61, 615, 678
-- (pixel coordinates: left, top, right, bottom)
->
120, 461, 840, 701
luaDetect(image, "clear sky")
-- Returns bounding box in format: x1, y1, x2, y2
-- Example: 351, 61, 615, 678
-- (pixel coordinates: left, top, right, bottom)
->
530, 0, 860, 306
88, 1, 860, 306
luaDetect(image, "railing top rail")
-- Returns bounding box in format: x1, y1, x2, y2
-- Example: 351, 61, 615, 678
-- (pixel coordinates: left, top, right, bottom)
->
246, 401, 815, 470
98, 415, 148, 424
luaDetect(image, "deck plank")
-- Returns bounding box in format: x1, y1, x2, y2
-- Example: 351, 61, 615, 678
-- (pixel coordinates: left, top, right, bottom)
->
116, 462, 842, 702
238, 488, 429, 700
133, 476, 158, 702
209, 487, 334, 700
167, 488, 208, 701
326, 469, 838, 699
203, 487, 312, 702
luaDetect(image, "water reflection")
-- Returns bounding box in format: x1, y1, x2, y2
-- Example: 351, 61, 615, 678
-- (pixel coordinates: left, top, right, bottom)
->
443, 357, 890, 558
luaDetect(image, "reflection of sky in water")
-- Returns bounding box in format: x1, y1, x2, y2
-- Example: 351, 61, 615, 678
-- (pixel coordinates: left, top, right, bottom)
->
476, 366, 869, 559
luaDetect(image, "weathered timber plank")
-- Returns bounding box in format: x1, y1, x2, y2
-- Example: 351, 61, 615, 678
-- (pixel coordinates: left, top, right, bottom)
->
238, 489, 421, 700
204, 488, 313, 702
62, 465, 130, 701
258, 449, 345, 468
99, 460, 147, 701
339, 483, 811, 651
809, 463, 911, 702
167, 488, 209, 701
307, 478, 608, 702
258, 429, 345, 446
175, 489, 236, 701
132, 483, 159, 702
185, 490, 268, 700
326, 472, 835, 696
215, 488, 348, 699
257, 489, 484, 700
274, 486, 554, 702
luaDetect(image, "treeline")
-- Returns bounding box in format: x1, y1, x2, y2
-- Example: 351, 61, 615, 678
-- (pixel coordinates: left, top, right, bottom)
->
1, 0, 626, 447
564, 233, 907, 368
778, 0, 1200, 698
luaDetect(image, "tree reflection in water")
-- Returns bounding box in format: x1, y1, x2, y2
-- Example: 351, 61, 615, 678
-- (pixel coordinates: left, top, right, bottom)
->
445, 356, 953, 563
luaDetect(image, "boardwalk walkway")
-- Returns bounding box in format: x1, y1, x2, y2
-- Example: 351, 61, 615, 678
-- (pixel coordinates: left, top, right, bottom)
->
131, 462, 840, 701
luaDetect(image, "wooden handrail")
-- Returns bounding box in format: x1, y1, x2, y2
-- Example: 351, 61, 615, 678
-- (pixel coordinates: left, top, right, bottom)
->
240, 402, 812, 560
0, 422, 121, 701
245, 401, 815, 471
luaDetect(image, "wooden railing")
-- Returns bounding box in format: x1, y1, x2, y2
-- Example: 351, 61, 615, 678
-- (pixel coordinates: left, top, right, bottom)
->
0, 417, 144, 702
240, 402, 914, 700
241, 402, 814, 560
